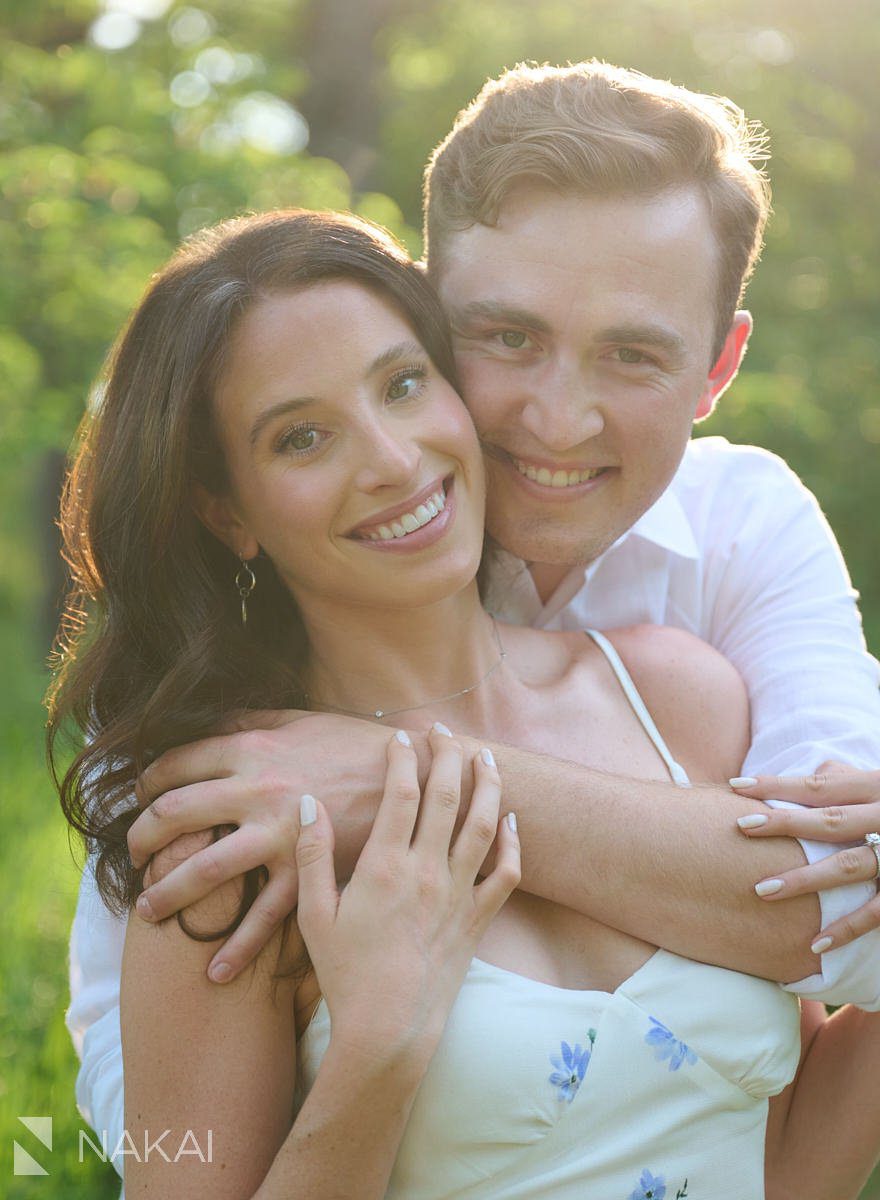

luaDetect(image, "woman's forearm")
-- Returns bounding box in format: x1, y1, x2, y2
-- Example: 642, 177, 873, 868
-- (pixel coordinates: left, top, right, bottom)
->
766, 1004, 880, 1200
255, 1038, 428, 1200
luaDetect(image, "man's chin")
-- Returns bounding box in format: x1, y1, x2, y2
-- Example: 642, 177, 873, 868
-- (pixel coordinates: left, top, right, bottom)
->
484, 514, 614, 571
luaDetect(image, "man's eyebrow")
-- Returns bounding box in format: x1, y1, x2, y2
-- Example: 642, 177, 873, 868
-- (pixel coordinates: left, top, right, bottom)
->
597, 324, 687, 356
248, 341, 425, 447
448, 301, 553, 334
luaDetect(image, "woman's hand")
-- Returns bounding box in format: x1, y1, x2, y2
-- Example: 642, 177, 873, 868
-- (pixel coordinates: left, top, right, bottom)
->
733, 763, 880, 952
295, 726, 520, 1064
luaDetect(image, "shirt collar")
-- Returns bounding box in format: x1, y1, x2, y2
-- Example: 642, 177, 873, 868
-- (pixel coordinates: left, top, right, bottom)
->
624, 482, 700, 561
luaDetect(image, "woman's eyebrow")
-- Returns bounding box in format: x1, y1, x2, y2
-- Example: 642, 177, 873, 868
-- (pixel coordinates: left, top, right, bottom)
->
448, 300, 552, 334
249, 398, 313, 447
366, 340, 425, 375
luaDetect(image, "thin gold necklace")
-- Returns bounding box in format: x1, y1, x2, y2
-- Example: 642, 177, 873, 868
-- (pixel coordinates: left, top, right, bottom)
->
305, 618, 506, 721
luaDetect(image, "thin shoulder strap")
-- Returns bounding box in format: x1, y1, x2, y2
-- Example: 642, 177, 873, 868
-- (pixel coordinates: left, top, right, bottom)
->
585, 629, 692, 788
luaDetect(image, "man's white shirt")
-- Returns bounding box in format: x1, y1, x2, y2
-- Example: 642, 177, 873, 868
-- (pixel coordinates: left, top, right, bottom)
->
68, 436, 880, 1172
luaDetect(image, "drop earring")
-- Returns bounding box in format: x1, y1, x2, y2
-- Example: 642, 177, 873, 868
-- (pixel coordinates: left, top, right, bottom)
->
235, 555, 256, 627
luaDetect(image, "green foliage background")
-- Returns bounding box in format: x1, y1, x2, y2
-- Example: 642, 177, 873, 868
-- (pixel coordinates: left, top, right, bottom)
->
1, 0, 877, 1194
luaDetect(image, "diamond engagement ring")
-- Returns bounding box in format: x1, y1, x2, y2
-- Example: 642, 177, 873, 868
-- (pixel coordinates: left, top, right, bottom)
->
866, 833, 880, 879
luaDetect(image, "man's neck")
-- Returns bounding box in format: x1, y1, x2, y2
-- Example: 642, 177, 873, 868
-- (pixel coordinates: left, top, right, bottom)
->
528, 561, 576, 606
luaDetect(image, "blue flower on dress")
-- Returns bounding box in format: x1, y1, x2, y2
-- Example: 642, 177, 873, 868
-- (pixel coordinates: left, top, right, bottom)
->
548, 1030, 595, 1102
629, 1168, 667, 1199
644, 1016, 697, 1071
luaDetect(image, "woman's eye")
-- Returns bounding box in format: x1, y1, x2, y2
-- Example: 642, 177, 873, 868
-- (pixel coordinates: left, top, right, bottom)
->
278, 424, 322, 454
387, 369, 426, 402
498, 330, 529, 349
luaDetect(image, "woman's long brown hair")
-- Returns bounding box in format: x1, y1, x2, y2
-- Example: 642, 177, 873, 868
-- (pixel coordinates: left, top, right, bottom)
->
46, 210, 460, 926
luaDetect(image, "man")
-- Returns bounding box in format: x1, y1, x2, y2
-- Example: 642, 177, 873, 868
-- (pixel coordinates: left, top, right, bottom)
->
68, 62, 880, 1170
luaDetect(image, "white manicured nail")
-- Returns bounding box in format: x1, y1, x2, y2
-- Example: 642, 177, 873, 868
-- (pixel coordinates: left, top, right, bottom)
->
811, 936, 834, 955
300, 794, 317, 826
755, 878, 783, 897
730, 777, 759, 789
395, 730, 412, 746
737, 814, 769, 830
507, 812, 517, 833
433, 722, 453, 737
480, 747, 496, 767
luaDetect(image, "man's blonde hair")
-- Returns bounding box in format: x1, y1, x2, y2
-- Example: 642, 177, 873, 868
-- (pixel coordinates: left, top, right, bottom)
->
424, 61, 771, 355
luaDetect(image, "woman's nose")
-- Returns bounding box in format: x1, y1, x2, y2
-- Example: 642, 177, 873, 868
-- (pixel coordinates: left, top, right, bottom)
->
353, 421, 423, 492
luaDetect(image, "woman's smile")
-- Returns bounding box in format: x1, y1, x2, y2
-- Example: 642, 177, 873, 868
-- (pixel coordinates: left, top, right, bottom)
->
347, 475, 455, 552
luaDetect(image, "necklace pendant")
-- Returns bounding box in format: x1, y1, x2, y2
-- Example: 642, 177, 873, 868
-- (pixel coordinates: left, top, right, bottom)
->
375, 710, 384, 719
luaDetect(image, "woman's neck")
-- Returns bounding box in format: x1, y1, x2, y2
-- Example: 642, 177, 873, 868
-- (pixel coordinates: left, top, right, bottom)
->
297, 581, 506, 727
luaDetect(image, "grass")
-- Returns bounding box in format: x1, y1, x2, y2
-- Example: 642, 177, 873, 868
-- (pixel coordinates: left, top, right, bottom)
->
1, 451, 878, 1197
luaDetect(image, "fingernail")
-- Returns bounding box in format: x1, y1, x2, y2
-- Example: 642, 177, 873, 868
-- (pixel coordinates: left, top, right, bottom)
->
811, 936, 834, 955
507, 811, 517, 833
433, 722, 453, 737
209, 962, 232, 983
395, 730, 412, 747
480, 747, 496, 767
135, 893, 154, 920
755, 878, 783, 897
300, 793, 317, 826
730, 777, 759, 789
737, 814, 769, 830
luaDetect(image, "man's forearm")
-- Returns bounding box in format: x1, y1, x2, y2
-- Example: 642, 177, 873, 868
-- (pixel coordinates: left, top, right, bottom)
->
447, 736, 819, 982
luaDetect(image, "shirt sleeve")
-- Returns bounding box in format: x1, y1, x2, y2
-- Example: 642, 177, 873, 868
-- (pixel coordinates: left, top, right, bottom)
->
703, 447, 880, 1010
67, 858, 127, 1179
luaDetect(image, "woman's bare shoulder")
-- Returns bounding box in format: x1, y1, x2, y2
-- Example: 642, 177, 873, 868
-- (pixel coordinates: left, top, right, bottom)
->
600, 625, 750, 784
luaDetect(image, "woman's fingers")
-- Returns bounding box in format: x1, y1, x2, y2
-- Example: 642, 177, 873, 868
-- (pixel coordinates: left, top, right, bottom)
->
294, 795, 339, 943
473, 811, 521, 917
736, 799, 880, 843
410, 725, 465, 855
810, 894, 880, 954
360, 731, 423, 856
450, 748, 502, 882
206, 870, 300, 983
730, 767, 880, 809
751, 844, 879, 903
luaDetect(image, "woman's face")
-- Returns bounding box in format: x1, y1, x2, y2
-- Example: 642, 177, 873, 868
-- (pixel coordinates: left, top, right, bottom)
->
202, 280, 486, 618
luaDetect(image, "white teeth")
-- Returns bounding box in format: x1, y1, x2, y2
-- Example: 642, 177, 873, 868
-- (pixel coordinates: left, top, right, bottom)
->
360, 485, 449, 542
513, 460, 605, 488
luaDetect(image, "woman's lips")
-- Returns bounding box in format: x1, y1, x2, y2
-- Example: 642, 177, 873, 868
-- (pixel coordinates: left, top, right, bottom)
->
349, 477, 456, 552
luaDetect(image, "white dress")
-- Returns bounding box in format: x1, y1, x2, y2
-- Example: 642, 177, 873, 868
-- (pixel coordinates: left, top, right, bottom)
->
293, 631, 801, 1200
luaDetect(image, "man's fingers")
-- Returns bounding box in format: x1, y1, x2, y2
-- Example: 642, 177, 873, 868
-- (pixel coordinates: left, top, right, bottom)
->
135, 736, 243, 807
730, 768, 880, 808
411, 726, 465, 855
128, 778, 250, 867
736, 799, 880, 844
361, 732, 422, 855
215, 708, 309, 735
294, 796, 338, 943
751, 844, 880, 902
135, 827, 270, 922
450, 749, 502, 881
206, 870, 300, 983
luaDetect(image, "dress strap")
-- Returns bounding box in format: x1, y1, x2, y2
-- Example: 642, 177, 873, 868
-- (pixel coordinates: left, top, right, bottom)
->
585, 629, 692, 788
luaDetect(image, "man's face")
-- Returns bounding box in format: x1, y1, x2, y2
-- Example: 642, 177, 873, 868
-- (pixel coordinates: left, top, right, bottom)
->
435, 184, 748, 588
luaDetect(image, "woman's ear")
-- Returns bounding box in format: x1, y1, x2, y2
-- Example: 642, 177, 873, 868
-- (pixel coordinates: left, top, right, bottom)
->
191, 483, 260, 559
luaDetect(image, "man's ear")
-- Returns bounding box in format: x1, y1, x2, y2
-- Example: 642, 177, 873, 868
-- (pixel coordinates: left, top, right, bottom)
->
694, 310, 752, 421
191, 483, 259, 559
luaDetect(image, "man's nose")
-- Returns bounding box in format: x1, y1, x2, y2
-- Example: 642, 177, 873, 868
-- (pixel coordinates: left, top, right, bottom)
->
353, 420, 423, 492
520, 362, 604, 452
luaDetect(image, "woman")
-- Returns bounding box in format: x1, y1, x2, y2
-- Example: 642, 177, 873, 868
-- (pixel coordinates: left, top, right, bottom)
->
48, 209, 879, 1199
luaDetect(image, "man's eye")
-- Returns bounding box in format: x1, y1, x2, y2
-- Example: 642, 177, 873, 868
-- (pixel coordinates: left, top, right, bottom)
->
498, 330, 529, 349
387, 368, 426, 402
615, 347, 652, 364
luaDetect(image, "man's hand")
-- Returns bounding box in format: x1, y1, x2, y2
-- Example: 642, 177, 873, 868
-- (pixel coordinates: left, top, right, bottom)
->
733, 762, 880, 952
129, 711, 398, 982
